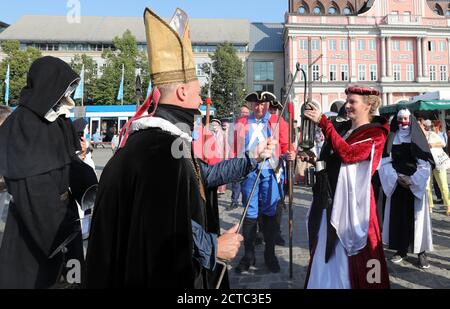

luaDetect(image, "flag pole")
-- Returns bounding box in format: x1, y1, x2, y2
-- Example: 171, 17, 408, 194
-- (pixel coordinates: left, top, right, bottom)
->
81, 64, 85, 107
121, 64, 124, 105
5, 64, 10, 106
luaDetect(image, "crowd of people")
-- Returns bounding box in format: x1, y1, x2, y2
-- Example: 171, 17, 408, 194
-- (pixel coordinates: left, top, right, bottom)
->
0, 5, 449, 290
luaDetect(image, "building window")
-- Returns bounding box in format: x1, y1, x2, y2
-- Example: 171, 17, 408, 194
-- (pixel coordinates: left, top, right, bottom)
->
254, 84, 274, 93
311, 39, 319, 50
312, 64, 320, 81
392, 40, 400, 51
340, 64, 349, 81
440, 41, 446, 52
298, 6, 307, 14
369, 64, 377, 81
329, 64, 337, 81
328, 7, 338, 15
329, 40, 337, 51
196, 64, 205, 76
446, 10, 450, 16
299, 64, 308, 81
192, 45, 218, 53
358, 40, 365, 51
368, 40, 376, 51
313, 6, 322, 14
407, 64, 414, 81
254, 61, 274, 81
428, 41, 435, 52
430, 65, 437, 81
405, 41, 413, 51
299, 39, 308, 50
358, 64, 366, 81
440, 65, 448, 81
343, 7, 352, 15
340, 39, 348, 51
434, 4, 444, 15
394, 64, 401, 81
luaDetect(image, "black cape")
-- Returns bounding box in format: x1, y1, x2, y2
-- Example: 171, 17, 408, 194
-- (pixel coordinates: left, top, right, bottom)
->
84, 107, 225, 289
0, 56, 84, 288
0, 56, 81, 180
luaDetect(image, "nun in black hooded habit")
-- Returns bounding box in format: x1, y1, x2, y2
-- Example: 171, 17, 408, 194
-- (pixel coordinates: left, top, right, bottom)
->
378, 109, 434, 269
0, 56, 86, 288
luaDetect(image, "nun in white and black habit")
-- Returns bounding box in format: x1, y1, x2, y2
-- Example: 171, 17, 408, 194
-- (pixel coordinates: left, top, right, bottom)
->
379, 109, 434, 269
0, 56, 90, 288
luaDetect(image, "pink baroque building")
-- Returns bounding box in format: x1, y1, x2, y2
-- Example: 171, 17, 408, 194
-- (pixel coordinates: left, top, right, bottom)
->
285, 0, 450, 116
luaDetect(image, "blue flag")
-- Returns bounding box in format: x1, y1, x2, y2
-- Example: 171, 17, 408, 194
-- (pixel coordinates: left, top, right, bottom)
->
4, 64, 10, 105
117, 64, 124, 102
146, 79, 152, 99
74, 65, 84, 99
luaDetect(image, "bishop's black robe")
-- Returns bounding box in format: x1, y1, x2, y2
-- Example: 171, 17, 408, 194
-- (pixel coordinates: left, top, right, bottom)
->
84, 105, 255, 289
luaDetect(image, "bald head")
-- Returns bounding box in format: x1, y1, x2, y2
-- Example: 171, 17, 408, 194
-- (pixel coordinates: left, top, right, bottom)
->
158, 80, 203, 110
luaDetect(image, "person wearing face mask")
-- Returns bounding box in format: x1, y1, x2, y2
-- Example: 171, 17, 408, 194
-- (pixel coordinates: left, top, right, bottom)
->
0, 56, 85, 288
379, 109, 434, 269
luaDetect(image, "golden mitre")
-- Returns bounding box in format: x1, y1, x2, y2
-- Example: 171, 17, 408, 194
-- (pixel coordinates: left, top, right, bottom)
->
143, 7, 197, 86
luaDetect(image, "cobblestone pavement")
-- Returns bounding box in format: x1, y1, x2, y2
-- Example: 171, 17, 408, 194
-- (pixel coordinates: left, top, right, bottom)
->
2, 148, 448, 289
219, 185, 450, 289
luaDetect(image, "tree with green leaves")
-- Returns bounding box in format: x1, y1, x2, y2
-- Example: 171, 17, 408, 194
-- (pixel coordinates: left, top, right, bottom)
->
202, 42, 245, 119
91, 30, 150, 105
70, 54, 98, 105
0, 40, 42, 106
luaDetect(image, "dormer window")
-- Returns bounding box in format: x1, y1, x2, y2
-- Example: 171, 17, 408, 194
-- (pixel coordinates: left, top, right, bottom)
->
328, 7, 337, 15
343, 7, 352, 15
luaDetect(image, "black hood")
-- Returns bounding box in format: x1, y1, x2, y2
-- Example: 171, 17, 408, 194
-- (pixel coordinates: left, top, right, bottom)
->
0, 56, 81, 179
19, 56, 80, 118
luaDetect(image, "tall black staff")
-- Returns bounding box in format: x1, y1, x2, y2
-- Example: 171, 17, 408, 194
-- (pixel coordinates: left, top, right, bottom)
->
215, 63, 303, 289
287, 68, 307, 280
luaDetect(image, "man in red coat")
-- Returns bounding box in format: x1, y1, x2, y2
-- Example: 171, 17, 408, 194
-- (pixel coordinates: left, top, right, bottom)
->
233, 91, 296, 274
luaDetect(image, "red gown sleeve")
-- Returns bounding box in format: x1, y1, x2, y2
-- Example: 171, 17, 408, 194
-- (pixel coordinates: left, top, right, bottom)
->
318, 115, 385, 166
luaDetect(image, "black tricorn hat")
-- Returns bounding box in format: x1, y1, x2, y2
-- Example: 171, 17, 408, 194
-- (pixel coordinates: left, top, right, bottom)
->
244, 91, 277, 103
269, 100, 283, 110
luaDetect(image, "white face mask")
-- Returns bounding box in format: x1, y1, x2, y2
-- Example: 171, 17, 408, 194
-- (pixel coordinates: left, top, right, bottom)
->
44, 83, 78, 122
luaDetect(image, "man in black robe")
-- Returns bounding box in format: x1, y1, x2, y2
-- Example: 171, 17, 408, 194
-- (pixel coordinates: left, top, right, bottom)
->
0, 56, 85, 288
84, 7, 275, 289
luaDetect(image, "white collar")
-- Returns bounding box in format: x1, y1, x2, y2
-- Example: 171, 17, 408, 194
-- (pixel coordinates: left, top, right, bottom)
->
131, 116, 193, 142
393, 128, 412, 145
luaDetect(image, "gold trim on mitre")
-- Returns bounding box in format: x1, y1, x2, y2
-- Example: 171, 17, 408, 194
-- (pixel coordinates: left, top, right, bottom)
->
143, 7, 198, 86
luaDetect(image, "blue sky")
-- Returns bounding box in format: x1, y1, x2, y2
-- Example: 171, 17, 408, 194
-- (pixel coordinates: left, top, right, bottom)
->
1, 0, 287, 24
